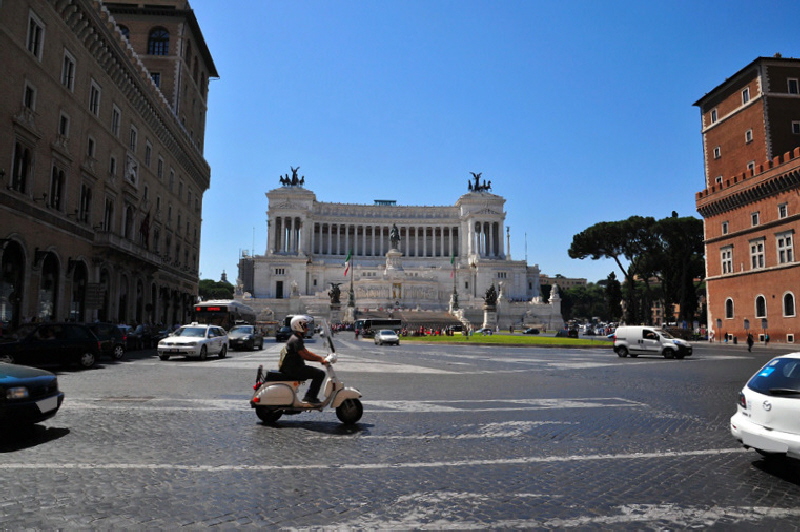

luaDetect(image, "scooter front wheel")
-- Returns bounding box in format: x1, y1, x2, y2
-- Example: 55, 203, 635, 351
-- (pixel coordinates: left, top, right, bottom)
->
255, 406, 283, 424
335, 398, 363, 425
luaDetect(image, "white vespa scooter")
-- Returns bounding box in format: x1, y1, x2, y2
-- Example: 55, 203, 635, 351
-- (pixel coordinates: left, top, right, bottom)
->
249, 319, 363, 425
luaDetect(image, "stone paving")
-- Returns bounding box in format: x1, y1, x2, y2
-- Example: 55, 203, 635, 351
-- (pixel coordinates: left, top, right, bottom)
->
1, 340, 800, 529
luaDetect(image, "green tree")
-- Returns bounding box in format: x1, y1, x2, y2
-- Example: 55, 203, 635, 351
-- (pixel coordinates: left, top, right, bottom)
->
568, 216, 656, 323
198, 278, 234, 300
603, 272, 623, 321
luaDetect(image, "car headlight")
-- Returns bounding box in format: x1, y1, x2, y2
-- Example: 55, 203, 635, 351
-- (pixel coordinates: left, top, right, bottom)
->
6, 386, 29, 399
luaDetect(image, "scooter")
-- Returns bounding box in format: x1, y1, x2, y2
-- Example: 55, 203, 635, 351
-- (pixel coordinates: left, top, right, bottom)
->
249, 320, 363, 425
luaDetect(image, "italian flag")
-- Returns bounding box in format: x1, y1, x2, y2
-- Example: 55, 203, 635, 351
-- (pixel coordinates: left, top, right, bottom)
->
343, 251, 352, 276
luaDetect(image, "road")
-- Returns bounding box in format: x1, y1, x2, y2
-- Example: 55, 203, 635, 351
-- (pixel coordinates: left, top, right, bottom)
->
1, 338, 800, 530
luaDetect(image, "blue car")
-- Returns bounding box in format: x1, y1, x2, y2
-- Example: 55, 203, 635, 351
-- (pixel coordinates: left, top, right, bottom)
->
0, 362, 65, 425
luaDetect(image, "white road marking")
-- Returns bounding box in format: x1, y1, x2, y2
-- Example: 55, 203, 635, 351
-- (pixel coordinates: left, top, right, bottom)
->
0, 447, 749, 473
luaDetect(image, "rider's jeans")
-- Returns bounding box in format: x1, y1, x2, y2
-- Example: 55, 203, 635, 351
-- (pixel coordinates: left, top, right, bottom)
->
284, 365, 325, 398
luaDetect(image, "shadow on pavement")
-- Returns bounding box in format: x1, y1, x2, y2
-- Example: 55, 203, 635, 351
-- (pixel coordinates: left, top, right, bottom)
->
0, 424, 70, 452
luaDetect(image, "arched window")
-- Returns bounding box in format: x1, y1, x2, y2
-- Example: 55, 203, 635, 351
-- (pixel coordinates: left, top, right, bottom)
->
725, 298, 734, 319
755, 295, 767, 318
118, 25, 130, 39
785, 293, 796, 317
147, 27, 169, 55
12, 142, 30, 193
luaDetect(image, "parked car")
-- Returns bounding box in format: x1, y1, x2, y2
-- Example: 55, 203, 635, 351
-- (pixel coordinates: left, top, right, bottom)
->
275, 326, 293, 342
0, 322, 100, 369
228, 324, 263, 351
374, 330, 400, 346
731, 353, 800, 460
476, 328, 493, 335
86, 322, 125, 360
117, 324, 134, 350
0, 362, 65, 425
157, 323, 228, 361
524, 328, 540, 335
612, 325, 692, 359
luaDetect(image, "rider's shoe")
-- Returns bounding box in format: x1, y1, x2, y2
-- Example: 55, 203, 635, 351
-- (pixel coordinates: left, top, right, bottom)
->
302, 395, 322, 405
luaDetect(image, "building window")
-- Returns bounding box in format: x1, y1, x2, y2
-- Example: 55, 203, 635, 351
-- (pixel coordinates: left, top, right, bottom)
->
750, 239, 765, 269
777, 232, 794, 264
169, 170, 175, 192
747, 161, 755, 174
793, 121, 800, 135
745, 129, 753, 143
109, 155, 117, 176
111, 105, 121, 137
61, 50, 76, 91
790, 78, 799, 94
710, 109, 718, 123
150, 72, 160, 87
751, 212, 760, 226
755, 295, 767, 318
11, 142, 31, 193
24, 83, 36, 110
79, 184, 92, 222
147, 27, 169, 55
58, 112, 70, 136
49, 166, 65, 211
27, 11, 45, 60
742, 87, 750, 104
145, 141, 152, 167
89, 80, 101, 116
87, 136, 95, 158
275, 268, 285, 275
779, 203, 788, 219
714, 175, 723, 185
129, 125, 137, 152
157, 157, 164, 180
713, 146, 721, 158
722, 221, 729, 235
103, 198, 114, 232
721, 247, 733, 274
725, 298, 734, 319
785, 293, 796, 317
178, 180, 183, 200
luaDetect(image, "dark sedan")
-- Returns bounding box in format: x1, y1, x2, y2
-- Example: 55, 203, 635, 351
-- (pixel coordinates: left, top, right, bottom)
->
0, 322, 101, 369
0, 362, 65, 425
86, 322, 126, 360
228, 324, 263, 351
275, 326, 293, 342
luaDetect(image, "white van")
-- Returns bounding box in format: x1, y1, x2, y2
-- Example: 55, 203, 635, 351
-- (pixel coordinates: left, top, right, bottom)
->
612, 325, 692, 359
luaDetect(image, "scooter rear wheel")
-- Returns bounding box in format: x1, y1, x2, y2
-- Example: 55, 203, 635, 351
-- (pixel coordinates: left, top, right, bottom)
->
335, 398, 363, 425
255, 406, 283, 423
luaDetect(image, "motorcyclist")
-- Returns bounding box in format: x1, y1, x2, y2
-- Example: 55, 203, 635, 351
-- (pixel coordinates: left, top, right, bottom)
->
280, 315, 326, 405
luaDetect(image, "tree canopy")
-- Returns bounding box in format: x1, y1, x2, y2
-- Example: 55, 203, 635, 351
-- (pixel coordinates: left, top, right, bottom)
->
199, 278, 234, 301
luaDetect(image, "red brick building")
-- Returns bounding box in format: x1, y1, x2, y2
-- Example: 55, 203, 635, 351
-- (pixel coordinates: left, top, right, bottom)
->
695, 55, 800, 343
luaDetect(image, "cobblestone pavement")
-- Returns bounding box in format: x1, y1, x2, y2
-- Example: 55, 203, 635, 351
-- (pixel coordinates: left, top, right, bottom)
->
1, 338, 800, 530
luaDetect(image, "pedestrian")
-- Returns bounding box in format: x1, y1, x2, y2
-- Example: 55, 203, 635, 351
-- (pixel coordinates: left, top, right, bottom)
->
765, 333, 770, 346
746, 333, 754, 352
354, 328, 359, 340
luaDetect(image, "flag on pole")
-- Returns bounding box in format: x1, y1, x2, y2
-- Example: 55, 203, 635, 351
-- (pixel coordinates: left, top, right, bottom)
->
343, 251, 353, 276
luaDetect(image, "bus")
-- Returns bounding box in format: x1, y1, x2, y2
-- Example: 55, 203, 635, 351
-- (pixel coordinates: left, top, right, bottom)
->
354, 318, 402, 338
283, 315, 315, 338
194, 300, 256, 331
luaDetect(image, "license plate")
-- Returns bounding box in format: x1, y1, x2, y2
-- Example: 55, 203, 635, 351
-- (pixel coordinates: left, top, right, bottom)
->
36, 396, 59, 414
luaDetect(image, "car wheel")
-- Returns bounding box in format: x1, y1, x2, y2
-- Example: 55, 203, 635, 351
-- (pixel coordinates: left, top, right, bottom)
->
257, 341, 263, 350
335, 398, 363, 425
111, 344, 125, 360
616, 346, 628, 358
218, 344, 227, 359
78, 351, 96, 369
255, 406, 282, 423
0, 354, 15, 364
159, 354, 170, 361
199, 346, 208, 360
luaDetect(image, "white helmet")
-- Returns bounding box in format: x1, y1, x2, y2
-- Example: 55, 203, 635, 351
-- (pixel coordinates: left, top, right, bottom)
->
290, 315, 313, 334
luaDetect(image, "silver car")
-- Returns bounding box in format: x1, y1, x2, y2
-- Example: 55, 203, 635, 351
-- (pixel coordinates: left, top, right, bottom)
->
157, 323, 229, 361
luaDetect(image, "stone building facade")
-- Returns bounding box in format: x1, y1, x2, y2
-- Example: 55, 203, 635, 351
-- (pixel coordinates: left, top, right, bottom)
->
0, 0, 216, 328
238, 175, 564, 330
695, 55, 800, 343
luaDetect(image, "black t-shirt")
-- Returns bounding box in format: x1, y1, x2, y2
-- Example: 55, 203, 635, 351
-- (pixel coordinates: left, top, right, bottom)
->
281, 333, 306, 372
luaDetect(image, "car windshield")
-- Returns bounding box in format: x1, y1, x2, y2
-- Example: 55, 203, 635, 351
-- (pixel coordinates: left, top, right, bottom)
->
231, 326, 253, 334
747, 357, 800, 395
379, 330, 394, 336
659, 330, 675, 339
174, 327, 207, 338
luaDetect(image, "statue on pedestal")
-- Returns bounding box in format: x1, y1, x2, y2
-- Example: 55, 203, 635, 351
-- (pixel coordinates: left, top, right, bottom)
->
390, 223, 400, 250
328, 282, 341, 304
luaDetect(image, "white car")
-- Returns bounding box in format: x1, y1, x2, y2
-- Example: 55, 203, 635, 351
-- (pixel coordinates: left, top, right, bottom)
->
157, 323, 229, 361
731, 353, 800, 459
374, 330, 400, 346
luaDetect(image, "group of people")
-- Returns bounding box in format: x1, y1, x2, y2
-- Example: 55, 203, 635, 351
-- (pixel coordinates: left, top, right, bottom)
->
709, 330, 770, 352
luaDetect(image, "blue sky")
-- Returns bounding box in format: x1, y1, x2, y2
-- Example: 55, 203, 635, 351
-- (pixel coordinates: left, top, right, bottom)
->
192, 0, 800, 285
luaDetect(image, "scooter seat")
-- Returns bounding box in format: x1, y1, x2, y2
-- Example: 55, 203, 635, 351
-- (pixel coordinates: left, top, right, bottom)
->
265, 370, 297, 382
